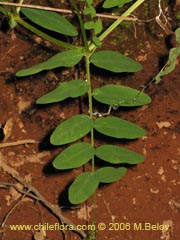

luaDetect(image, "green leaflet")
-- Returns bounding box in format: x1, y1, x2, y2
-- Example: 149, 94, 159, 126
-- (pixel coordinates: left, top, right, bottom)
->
84, 21, 95, 30
69, 172, 99, 204
50, 114, 93, 146
83, 5, 96, 18
155, 27, 180, 84
83, 1, 102, 35
69, 167, 127, 203
93, 84, 151, 107
53, 142, 95, 169
21, 8, 78, 36
155, 45, 180, 83
86, 0, 93, 4
94, 167, 127, 183
94, 116, 146, 139
37, 80, 89, 104
175, 26, 180, 43
16, 50, 84, 76
103, 0, 133, 8
95, 145, 144, 164
84, 20, 102, 35
90, 50, 142, 73
94, 20, 103, 35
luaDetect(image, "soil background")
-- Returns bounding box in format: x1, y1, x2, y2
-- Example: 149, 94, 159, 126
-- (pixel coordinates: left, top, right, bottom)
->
0, 1, 180, 240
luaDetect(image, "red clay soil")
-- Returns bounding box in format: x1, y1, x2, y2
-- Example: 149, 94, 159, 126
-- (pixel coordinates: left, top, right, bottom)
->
0, 1, 180, 240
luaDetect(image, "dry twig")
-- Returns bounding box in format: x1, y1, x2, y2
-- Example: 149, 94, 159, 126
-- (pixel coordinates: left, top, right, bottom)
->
155, 0, 174, 34
0, 2, 137, 21
0, 139, 37, 148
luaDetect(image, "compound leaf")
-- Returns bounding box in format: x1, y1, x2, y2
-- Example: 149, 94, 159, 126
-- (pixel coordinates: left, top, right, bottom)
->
94, 167, 127, 183
51, 114, 93, 145
103, 0, 133, 8
16, 50, 83, 77
69, 172, 99, 204
95, 145, 144, 164
37, 80, 88, 104
53, 142, 95, 169
93, 84, 151, 107
21, 8, 78, 36
94, 116, 146, 139
90, 50, 142, 72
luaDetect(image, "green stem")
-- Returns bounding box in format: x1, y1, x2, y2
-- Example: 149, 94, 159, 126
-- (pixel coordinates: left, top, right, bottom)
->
70, 0, 94, 167
89, 0, 145, 52
0, 6, 8, 15
70, 0, 89, 53
72, 2, 96, 236
15, 16, 81, 50
85, 55, 94, 165
86, 57, 96, 239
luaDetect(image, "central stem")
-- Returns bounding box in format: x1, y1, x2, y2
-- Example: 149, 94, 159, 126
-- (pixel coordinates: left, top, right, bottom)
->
85, 54, 95, 171
70, 1, 97, 237
85, 53, 97, 240
70, 0, 95, 169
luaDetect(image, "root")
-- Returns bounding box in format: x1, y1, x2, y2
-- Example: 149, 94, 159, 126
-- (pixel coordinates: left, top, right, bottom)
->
0, 153, 87, 239
0, 187, 29, 229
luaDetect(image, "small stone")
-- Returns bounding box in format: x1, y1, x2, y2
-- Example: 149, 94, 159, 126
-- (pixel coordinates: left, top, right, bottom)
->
150, 188, 159, 194
156, 121, 171, 129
